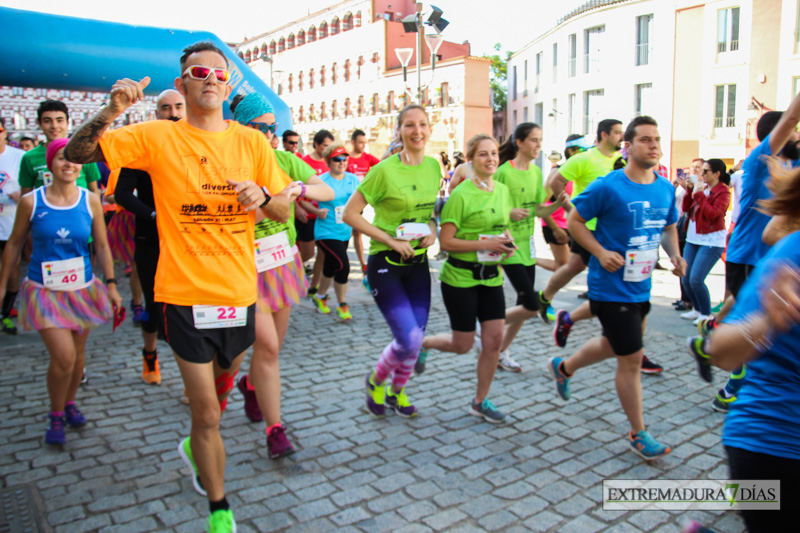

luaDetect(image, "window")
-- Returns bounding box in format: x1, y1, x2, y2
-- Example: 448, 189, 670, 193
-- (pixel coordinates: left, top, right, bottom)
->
245, 50, 252, 63
320, 66, 326, 87
320, 22, 328, 39
299, 72, 304, 91
513, 110, 518, 127
320, 102, 326, 120
634, 83, 653, 116
552, 43, 558, 82
584, 26, 605, 74
523, 106, 529, 122
332, 17, 340, 35
309, 27, 316, 42
356, 11, 362, 27
568, 34, 577, 78
568, 93, 576, 134
636, 14, 653, 66
270, 40, 276, 54
343, 13, 353, 31
794, 77, 800, 98
278, 37, 285, 53
714, 84, 736, 127
344, 97, 351, 117
260, 44, 268, 58
583, 89, 604, 136
288, 73, 293, 93
332, 63, 337, 84
512, 66, 518, 101
288, 34, 295, 49
717, 7, 740, 53
441, 82, 450, 106
309, 68, 315, 89
523, 60, 528, 96
535, 103, 543, 126
344, 59, 351, 82
535, 52, 541, 92
358, 95, 364, 115
387, 91, 395, 113
298, 30, 305, 46
332, 100, 338, 118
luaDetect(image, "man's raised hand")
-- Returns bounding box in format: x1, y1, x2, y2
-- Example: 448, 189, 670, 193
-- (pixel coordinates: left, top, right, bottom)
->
108, 77, 151, 115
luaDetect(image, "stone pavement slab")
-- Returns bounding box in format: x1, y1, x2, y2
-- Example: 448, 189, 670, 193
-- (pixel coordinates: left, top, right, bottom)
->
0, 241, 743, 532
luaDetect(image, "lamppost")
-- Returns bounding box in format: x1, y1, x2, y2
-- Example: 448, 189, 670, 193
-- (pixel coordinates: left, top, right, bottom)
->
394, 3, 449, 106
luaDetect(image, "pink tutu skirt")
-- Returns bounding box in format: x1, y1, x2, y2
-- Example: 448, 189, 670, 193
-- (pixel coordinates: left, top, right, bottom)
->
20, 277, 113, 334
255, 249, 308, 314
107, 211, 135, 263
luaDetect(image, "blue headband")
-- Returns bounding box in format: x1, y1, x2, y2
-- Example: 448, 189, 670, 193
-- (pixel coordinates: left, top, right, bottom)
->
565, 136, 592, 150
233, 92, 274, 126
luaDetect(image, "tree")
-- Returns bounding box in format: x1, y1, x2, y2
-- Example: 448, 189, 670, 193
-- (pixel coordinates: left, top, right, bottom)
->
485, 43, 512, 112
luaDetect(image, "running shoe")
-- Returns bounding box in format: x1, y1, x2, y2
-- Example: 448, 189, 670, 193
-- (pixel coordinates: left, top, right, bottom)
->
710, 301, 724, 314
266, 425, 296, 459
640, 355, 663, 374
692, 314, 711, 326
712, 389, 736, 413
311, 294, 331, 314
469, 398, 506, 424
336, 304, 352, 321
553, 310, 572, 348
64, 404, 86, 427
537, 291, 552, 324
365, 372, 386, 418
414, 347, 429, 375
45, 414, 65, 445
545, 305, 556, 323
1, 317, 17, 335
697, 316, 716, 336
178, 437, 206, 496
629, 429, 671, 461
498, 350, 522, 372
131, 302, 148, 326
577, 291, 589, 300
207, 509, 236, 533
80, 370, 88, 385
141, 350, 161, 385
681, 310, 701, 320
9, 308, 18, 318
362, 275, 371, 293
687, 336, 713, 383
236, 375, 263, 423
547, 356, 571, 400
674, 301, 692, 311
386, 387, 418, 417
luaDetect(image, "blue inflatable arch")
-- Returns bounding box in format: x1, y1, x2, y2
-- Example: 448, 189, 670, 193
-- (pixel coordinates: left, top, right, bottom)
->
0, 6, 292, 131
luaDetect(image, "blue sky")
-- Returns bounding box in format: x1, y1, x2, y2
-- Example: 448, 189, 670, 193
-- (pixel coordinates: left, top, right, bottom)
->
3, 0, 586, 57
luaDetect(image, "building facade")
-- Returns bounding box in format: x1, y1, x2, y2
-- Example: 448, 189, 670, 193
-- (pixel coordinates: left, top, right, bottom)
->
234, 0, 492, 157
509, 0, 800, 177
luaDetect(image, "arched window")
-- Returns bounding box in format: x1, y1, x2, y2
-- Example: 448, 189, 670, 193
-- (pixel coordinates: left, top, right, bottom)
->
260, 44, 268, 58
269, 40, 276, 55
288, 34, 295, 49
343, 13, 353, 31
331, 17, 340, 35
237, 51, 244, 60
245, 50, 252, 63
355, 11, 362, 27
297, 30, 305, 45
278, 37, 285, 52
308, 26, 316, 42
319, 21, 328, 39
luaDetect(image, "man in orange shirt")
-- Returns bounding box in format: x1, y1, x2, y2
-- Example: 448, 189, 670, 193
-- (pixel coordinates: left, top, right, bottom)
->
65, 41, 299, 533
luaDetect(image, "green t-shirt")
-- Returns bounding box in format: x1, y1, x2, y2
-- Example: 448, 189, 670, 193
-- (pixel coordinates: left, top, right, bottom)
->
357, 154, 439, 254
18, 143, 101, 190
254, 150, 316, 245
439, 179, 511, 288
558, 147, 620, 231
494, 161, 547, 266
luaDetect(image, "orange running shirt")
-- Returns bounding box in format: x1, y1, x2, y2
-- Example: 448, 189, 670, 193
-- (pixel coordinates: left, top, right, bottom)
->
100, 120, 290, 307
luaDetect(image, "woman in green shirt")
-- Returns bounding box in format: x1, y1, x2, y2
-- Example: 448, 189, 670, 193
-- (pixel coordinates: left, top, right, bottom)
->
343, 105, 439, 420
420, 134, 515, 423
494, 122, 567, 372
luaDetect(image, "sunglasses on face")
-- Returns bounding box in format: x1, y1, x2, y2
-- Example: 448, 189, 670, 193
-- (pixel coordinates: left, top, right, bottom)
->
182, 65, 231, 83
330, 156, 348, 163
284, 140, 298, 146
248, 121, 278, 135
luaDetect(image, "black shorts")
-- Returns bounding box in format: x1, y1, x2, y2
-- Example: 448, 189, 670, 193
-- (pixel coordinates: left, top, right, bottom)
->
542, 226, 570, 246
726, 261, 754, 298
441, 281, 505, 332
0, 240, 5, 251
159, 303, 255, 369
134, 243, 160, 335
589, 300, 651, 356
317, 239, 350, 284
295, 218, 316, 243
503, 263, 538, 311
570, 238, 592, 266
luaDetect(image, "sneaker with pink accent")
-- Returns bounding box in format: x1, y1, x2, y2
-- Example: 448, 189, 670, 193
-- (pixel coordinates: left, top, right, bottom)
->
267, 425, 296, 459
236, 375, 263, 423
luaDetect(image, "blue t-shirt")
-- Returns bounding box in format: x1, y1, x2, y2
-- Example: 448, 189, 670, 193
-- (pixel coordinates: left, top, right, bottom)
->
572, 169, 678, 303
726, 134, 800, 266
723, 231, 800, 460
314, 171, 360, 242
28, 187, 94, 285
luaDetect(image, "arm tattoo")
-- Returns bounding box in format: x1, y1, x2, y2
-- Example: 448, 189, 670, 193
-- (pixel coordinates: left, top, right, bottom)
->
64, 109, 116, 164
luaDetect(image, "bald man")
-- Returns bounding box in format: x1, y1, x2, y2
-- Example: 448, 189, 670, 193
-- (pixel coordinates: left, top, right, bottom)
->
113, 89, 186, 385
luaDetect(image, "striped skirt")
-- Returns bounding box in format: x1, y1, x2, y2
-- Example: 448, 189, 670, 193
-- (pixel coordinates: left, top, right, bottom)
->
107, 211, 135, 263
255, 249, 308, 314
20, 277, 113, 334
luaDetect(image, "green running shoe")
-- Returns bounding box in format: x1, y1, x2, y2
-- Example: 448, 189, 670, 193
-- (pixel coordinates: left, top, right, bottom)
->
386, 387, 417, 418
178, 437, 206, 496
207, 509, 236, 533
414, 347, 429, 375
687, 336, 713, 383
311, 294, 331, 314
712, 389, 736, 413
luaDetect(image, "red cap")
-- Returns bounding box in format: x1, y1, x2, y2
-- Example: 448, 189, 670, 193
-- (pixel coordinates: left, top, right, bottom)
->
328, 146, 349, 160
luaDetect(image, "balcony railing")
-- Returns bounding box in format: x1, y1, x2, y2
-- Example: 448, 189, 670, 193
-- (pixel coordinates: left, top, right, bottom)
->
635, 43, 651, 66
717, 40, 739, 53
714, 116, 736, 128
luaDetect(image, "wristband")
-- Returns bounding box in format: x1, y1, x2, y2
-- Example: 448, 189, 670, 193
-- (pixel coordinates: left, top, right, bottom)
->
105, 278, 117, 286
297, 182, 306, 200
259, 186, 271, 207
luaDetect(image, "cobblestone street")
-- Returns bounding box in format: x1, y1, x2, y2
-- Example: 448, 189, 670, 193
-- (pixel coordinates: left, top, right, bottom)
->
0, 245, 745, 533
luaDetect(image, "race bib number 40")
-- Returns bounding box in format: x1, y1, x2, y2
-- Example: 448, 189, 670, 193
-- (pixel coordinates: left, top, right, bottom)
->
254, 231, 293, 272
42, 257, 86, 290
192, 305, 248, 329
624, 248, 658, 282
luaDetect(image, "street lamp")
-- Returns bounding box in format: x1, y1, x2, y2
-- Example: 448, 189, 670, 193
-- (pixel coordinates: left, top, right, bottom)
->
394, 2, 448, 105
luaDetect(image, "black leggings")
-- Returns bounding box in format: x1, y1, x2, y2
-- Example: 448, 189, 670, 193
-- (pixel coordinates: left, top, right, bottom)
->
134, 243, 160, 334
726, 445, 800, 532
503, 263, 538, 312
317, 239, 350, 284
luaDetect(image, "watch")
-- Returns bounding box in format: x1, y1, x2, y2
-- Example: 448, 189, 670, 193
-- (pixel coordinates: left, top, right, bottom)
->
259, 186, 271, 207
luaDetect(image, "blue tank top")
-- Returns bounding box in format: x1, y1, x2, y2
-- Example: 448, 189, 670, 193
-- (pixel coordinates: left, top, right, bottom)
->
27, 187, 94, 285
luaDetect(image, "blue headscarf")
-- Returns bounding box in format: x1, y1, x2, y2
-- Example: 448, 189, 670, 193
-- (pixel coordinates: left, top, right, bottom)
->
233, 92, 274, 125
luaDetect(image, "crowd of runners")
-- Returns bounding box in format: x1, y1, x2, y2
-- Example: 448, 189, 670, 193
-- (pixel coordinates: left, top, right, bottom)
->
1, 40, 799, 533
